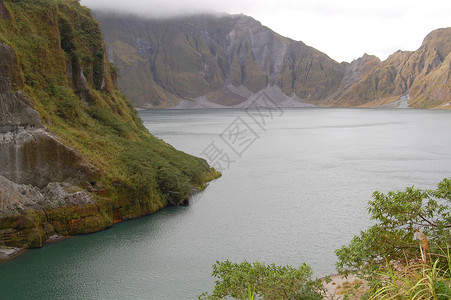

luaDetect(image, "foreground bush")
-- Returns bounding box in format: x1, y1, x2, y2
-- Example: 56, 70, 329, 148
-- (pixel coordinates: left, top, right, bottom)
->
336, 178, 451, 277
199, 260, 325, 299
335, 178, 451, 299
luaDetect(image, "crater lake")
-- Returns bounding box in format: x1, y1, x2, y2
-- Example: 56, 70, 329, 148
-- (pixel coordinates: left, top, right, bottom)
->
1, 108, 450, 299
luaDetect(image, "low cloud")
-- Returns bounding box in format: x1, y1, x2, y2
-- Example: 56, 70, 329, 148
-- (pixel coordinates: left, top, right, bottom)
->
81, 0, 451, 62
81, 0, 254, 17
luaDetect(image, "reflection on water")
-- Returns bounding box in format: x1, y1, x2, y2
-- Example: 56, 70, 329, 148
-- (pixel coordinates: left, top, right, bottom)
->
1, 108, 451, 299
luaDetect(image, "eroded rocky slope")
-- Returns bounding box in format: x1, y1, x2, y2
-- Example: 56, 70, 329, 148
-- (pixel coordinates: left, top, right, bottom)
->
96, 12, 450, 109
96, 13, 345, 108
331, 28, 451, 108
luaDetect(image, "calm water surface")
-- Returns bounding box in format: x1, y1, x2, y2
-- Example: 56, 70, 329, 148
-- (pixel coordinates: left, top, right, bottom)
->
1, 108, 451, 299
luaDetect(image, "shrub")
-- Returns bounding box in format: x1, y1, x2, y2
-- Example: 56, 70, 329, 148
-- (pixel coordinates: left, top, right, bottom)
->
336, 178, 451, 277
199, 260, 325, 300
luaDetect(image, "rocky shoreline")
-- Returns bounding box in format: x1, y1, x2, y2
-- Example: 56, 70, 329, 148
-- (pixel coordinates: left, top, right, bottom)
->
0, 182, 211, 263
0, 234, 69, 263
0, 247, 25, 262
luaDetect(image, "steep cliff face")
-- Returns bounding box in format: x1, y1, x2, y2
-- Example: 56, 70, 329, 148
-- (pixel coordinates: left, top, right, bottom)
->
408, 28, 451, 108
0, 38, 105, 248
324, 54, 381, 105
0, 41, 97, 189
328, 28, 451, 108
95, 12, 345, 108
96, 11, 450, 109
0, 0, 217, 250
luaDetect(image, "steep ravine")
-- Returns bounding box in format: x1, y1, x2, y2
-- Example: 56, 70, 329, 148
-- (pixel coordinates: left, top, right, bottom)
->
0, 0, 218, 256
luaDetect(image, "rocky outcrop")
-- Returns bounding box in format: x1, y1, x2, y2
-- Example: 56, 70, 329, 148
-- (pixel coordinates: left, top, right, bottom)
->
0, 175, 44, 213
0, 42, 97, 188
0, 0, 10, 20
409, 52, 451, 108
0, 169, 105, 247
0, 176, 94, 215
0, 128, 98, 188
0, 172, 108, 248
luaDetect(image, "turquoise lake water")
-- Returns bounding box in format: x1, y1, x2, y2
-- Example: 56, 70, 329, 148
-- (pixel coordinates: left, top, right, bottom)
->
1, 108, 451, 299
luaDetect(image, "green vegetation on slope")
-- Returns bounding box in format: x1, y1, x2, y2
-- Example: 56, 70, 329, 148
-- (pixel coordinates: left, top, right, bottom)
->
0, 0, 219, 244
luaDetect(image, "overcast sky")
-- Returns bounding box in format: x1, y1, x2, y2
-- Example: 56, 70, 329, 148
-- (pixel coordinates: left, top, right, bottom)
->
81, 0, 451, 63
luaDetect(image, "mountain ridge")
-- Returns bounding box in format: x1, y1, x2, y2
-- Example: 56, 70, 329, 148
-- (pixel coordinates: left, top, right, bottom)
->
95, 11, 450, 109
96, 12, 346, 108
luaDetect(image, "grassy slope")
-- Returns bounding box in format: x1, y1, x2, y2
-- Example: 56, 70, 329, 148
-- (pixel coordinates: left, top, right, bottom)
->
0, 0, 219, 243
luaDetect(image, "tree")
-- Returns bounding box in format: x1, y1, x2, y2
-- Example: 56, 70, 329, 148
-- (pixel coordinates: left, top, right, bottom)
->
335, 178, 451, 277
199, 260, 325, 300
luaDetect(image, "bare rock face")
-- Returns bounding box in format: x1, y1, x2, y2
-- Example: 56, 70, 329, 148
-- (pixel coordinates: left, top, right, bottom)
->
96, 11, 450, 109
0, 42, 21, 90
0, 177, 94, 216
327, 28, 451, 107
409, 51, 451, 107
0, 42, 97, 188
42, 182, 94, 207
0, 41, 42, 130
0, 175, 44, 214
0, 0, 11, 20
0, 128, 97, 188
96, 12, 346, 108
0, 90, 42, 132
